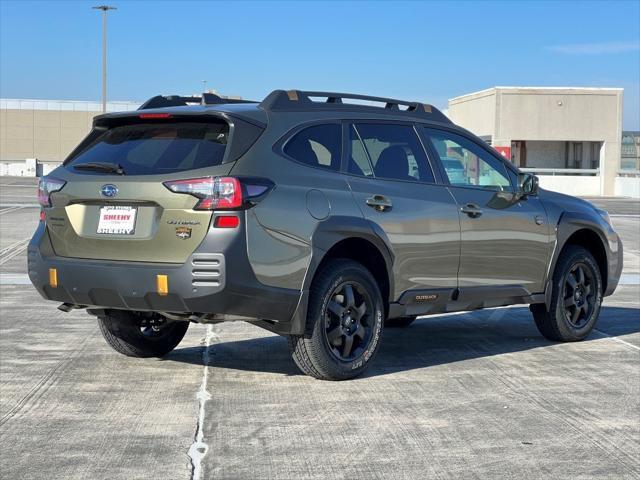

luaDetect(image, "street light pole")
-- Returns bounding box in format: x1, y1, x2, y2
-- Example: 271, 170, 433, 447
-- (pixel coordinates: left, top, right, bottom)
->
92, 5, 116, 113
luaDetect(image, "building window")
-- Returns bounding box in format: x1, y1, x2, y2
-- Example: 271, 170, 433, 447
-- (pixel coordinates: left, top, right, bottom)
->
571, 142, 583, 168
621, 132, 640, 171
590, 142, 600, 170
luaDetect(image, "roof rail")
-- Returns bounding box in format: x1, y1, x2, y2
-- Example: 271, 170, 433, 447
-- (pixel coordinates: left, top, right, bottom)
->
138, 93, 256, 110
259, 90, 451, 123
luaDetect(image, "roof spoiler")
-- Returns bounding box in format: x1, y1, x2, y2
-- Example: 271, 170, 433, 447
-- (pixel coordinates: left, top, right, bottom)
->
138, 93, 256, 110
259, 89, 452, 123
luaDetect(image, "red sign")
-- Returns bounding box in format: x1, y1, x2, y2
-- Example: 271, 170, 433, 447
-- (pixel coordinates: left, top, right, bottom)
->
494, 146, 511, 159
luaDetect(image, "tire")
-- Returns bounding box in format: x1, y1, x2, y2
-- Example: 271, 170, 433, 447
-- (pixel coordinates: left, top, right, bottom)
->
98, 310, 189, 358
530, 245, 603, 342
288, 259, 384, 380
385, 316, 417, 328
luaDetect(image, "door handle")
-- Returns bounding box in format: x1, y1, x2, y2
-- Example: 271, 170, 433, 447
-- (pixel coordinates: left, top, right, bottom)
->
366, 194, 393, 212
461, 203, 483, 218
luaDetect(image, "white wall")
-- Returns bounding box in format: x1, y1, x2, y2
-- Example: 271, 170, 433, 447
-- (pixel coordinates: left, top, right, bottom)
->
0, 160, 61, 176
0, 161, 30, 176
615, 177, 640, 198
537, 175, 601, 196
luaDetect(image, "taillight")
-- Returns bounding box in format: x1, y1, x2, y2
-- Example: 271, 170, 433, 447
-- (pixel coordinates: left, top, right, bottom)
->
163, 177, 242, 210
37, 176, 66, 207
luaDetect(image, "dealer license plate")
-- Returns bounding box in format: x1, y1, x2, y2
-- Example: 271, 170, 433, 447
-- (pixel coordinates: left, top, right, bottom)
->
97, 206, 137, 235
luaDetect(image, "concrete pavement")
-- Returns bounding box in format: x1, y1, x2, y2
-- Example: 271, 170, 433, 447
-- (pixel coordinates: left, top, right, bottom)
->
0, 178, 638, 479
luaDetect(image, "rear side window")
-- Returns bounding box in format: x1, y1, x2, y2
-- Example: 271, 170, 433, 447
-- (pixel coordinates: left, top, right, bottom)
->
283, 124, 342, 171
347, 125, 374, 177
354, 123, 434, 183
67, 121, 229, 175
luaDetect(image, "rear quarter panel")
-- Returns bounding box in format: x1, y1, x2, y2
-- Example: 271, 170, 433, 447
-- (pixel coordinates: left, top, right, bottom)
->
231, 114, 364, 290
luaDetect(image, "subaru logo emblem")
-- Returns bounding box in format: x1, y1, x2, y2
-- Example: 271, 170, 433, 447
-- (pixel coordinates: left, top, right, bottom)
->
101, 184, 118, 198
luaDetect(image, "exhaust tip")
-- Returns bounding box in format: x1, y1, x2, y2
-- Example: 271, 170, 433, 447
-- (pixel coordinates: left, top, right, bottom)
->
58, 303, 86, 313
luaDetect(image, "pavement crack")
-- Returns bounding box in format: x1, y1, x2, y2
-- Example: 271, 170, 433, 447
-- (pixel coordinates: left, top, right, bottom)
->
188, 325, 218, 480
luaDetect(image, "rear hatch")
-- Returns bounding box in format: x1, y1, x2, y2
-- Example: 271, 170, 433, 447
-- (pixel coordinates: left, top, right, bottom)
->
45, 113, 250, 263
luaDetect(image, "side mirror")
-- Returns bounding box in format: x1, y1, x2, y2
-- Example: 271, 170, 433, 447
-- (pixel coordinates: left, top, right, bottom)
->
518, 172, 539, 196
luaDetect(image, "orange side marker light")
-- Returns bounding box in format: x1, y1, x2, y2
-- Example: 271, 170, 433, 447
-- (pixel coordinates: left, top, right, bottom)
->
157, 274, 168, 296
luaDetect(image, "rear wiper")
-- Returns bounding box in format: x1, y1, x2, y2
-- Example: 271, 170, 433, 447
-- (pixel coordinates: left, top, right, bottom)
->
73, 162, 126, 175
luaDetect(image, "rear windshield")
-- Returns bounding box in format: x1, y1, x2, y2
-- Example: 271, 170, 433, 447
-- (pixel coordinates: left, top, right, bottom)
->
67, 121, 229, 175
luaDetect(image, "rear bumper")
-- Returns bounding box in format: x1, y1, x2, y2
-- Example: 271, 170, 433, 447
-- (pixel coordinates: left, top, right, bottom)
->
28, 221, 301, 328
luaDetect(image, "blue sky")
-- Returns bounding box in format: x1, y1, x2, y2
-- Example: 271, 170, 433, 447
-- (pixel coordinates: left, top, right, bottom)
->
1, 0, 639, 128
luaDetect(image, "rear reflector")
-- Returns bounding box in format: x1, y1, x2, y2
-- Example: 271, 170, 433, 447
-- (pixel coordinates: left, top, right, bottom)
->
49, 268, 58, 288
139, 113, 172, 119
39, 210, 46, 222
214, 215, 239, 228
157, 274, 169, 296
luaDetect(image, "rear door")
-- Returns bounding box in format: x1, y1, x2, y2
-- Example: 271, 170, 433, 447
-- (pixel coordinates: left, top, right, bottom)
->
46, 117, 233, 263
423, 127, 553, 295
345, 122, 460, 299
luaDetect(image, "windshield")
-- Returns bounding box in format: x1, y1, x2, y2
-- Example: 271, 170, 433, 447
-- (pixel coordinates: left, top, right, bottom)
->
67, 121, 229, 175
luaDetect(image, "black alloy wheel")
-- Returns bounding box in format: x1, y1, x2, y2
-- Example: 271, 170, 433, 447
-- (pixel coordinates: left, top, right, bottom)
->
288, 259, 384, 380
138, 313, 171, 338
530, 245, 602, 342
323, 281, 374, 361
562, 262, 596, 328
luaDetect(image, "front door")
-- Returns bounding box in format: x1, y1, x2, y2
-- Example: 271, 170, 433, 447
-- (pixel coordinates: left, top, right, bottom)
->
345, 122, 460, 300
424, 127, 554, 297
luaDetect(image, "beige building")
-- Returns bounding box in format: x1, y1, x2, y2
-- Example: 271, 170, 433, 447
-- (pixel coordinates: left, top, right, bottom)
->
0, 99, 140, 175
1, 90, 637, 197
448, 87, 625, 196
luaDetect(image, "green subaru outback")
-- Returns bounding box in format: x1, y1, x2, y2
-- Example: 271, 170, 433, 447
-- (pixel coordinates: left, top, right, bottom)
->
28, 90, 623, 380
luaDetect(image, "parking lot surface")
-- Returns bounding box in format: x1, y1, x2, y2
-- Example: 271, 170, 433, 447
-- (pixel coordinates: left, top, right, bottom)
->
1, 177, 638, 479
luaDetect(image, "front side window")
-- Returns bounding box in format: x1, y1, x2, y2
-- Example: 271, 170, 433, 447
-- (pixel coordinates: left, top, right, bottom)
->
67, 121, 229, 175
426, 128, 512, 191
354, 123, 434, 183
283, 123, 341, 171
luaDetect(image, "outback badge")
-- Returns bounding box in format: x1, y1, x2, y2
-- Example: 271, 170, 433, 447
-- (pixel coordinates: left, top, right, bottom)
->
175, 226, 192, 240
415, 294, 438, 302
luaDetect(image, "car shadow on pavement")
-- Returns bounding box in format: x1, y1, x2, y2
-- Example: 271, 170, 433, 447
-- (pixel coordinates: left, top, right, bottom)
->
164, 306, 639, 378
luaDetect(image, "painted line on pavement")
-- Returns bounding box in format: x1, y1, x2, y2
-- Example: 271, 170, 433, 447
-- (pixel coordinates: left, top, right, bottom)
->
592, 328, 640, 351
0, 204, 39, 208
0, 274, 32, 285
0, 206, 24, 215
618, 274, 640, 285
